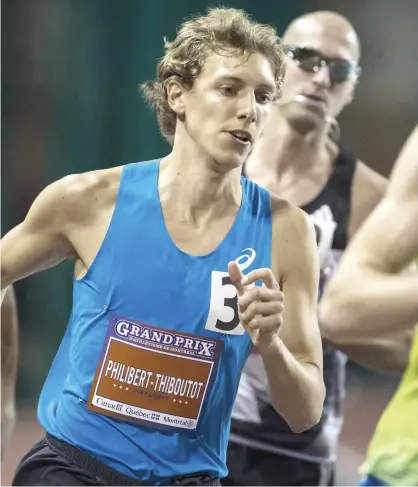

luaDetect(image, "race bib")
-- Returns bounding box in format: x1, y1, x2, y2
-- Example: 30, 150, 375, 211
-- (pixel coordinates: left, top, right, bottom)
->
87, 316, 223, 430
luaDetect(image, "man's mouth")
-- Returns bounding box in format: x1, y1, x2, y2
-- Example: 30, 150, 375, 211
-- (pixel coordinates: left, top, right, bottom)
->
228, 130, 253, 145
296, 94, 327, 108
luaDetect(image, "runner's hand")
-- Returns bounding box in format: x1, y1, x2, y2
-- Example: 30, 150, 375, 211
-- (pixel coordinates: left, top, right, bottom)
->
228, 261, 284, 352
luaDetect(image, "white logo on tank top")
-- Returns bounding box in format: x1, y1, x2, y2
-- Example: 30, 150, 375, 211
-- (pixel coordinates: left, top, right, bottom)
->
309, 205, 337, 270
204, 249, 256, 335
235, 247, 256, 271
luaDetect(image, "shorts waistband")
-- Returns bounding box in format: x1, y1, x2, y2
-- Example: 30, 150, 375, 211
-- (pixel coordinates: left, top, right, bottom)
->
46, 433, 220, 486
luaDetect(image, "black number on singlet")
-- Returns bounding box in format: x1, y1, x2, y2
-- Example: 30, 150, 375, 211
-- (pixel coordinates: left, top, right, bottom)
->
214, 276, 240, 331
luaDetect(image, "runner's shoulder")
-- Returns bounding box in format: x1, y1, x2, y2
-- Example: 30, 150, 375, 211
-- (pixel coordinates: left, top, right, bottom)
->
32, 166, 124, 227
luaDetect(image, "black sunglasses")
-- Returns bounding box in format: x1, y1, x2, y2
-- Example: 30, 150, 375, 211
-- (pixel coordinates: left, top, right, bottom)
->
285, 45, 361, 84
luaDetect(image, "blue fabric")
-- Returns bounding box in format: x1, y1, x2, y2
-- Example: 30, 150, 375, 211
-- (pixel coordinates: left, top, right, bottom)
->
358, 474, 391, 486
38, 160, 273, 484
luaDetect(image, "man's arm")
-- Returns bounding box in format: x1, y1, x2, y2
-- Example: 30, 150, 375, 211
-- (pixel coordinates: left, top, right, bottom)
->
327, 157, 414, 372
1, 286, 19, 456
1, 178, 78, 294
348, 160, 387, 239
320, 127, 418, 349
1, 179, 79, 296
263, 203, 325, 432
331, 328, 415, 372
321, 263, 416, 372
1, 167, 122, 292
0, 178, 79, 454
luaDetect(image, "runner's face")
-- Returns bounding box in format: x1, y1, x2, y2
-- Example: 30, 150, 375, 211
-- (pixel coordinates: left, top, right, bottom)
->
179, 51, 277, 170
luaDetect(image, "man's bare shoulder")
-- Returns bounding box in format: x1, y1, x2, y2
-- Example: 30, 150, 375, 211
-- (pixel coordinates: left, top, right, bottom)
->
269, 193, 319, 283
354, 160, 388, 197
40, 166, 124, 224
349, 160, 388, 237
59, 166, 124, 203
270, 194, 316, 251
270, 193, 312, 228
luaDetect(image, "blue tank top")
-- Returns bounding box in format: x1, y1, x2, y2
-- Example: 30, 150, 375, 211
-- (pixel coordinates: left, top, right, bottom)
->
38, 160, 272, 484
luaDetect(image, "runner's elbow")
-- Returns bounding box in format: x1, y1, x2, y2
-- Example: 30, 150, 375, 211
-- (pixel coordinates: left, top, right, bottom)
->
287, 404, 322, 433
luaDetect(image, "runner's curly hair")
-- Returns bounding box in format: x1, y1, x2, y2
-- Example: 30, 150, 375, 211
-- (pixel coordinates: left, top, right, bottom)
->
140, 7, 286, 144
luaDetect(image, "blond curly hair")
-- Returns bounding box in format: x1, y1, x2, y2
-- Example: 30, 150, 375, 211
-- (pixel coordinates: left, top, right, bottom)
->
140, 7, 286, 144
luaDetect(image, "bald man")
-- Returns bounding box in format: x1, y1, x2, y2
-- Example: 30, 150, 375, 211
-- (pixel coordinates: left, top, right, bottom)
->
225, 11, 389, 486
320, 126, 418, 486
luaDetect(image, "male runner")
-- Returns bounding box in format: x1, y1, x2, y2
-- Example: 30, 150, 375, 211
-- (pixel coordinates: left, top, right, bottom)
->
320, 127, 418, 486
226, 11, 388, 486
1, 8, 324, 486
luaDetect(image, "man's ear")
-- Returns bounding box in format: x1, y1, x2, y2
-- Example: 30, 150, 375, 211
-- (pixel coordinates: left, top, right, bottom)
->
344, 78, 358, 107
166, 77, 187, 116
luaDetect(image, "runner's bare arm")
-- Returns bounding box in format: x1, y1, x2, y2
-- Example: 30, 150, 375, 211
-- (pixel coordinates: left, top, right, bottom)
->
330, 327, 415, 372
321, 261, 416, 372
1, 286, 19, 456
320, 126, 418, 352
326, 159, 411, 373
0, 166, 120, 294
262, 202, 325, 433
1, 177, 78, 295
348, 160, 387, 239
